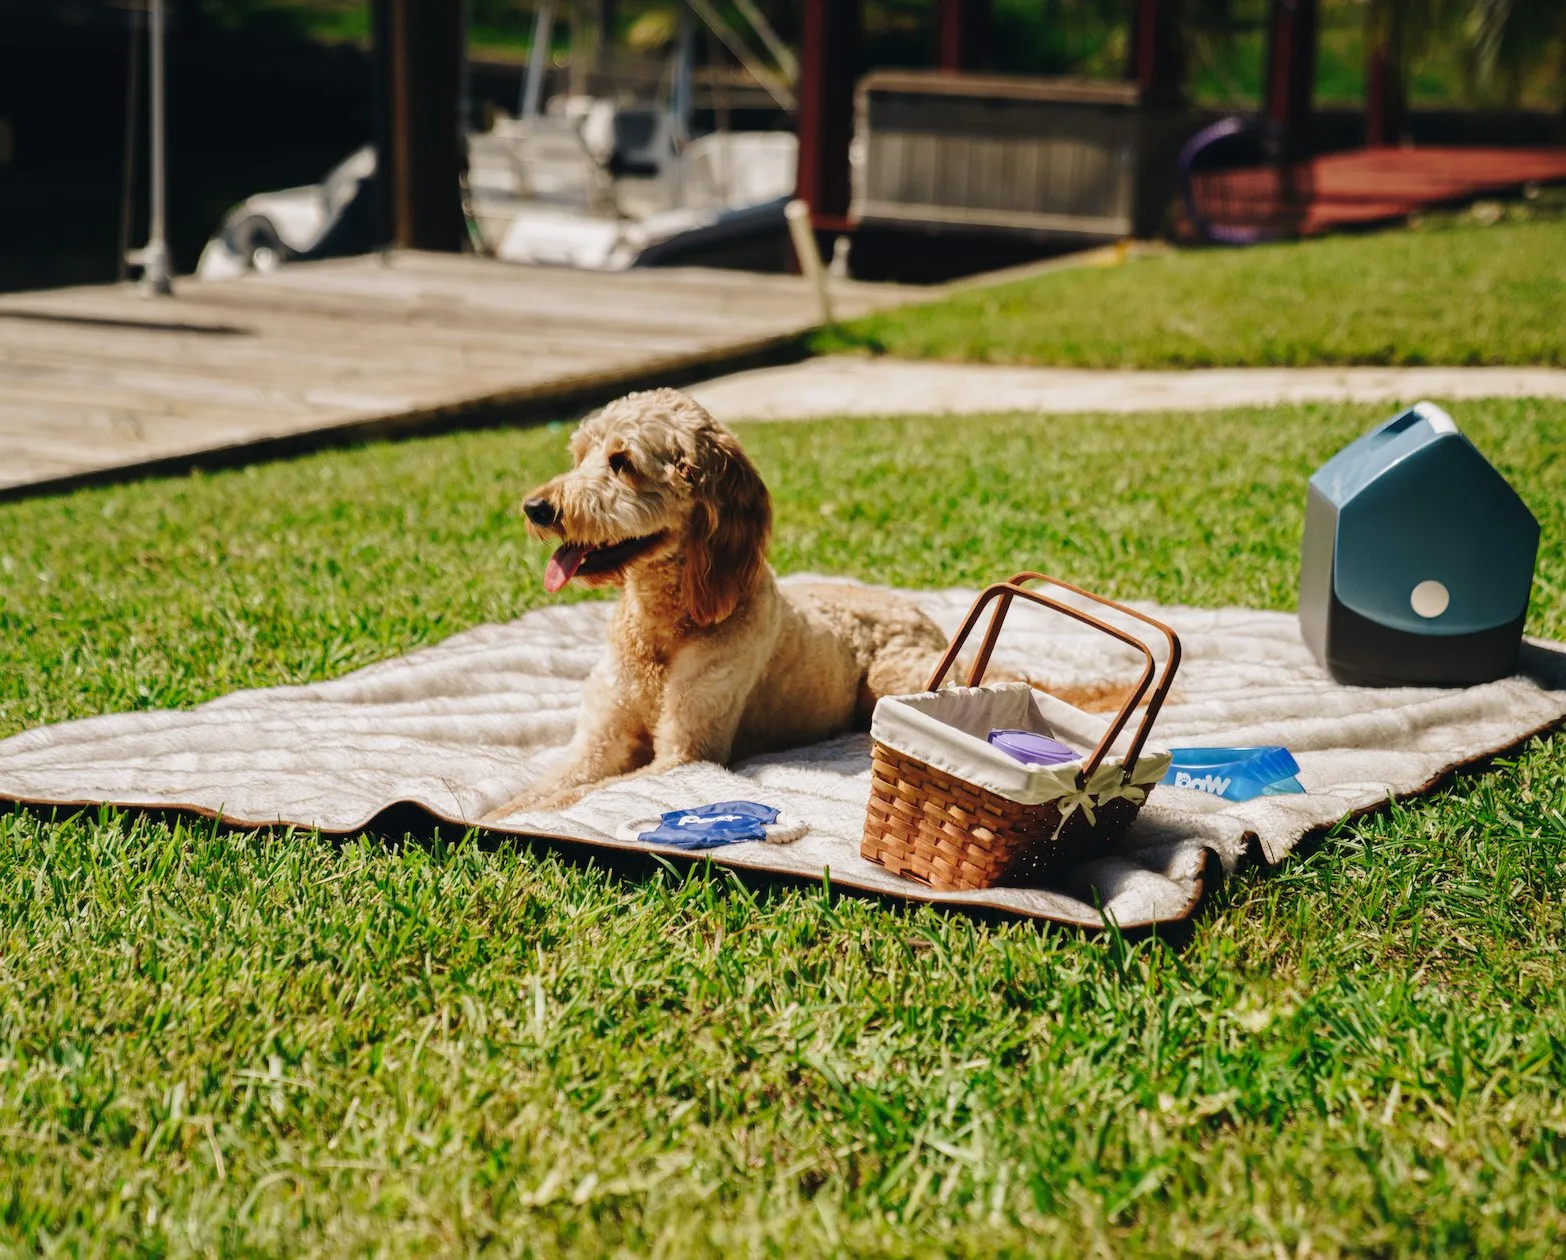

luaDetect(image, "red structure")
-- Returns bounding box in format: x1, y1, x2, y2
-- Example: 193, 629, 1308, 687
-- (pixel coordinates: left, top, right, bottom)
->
1127, 0, 1183, 98
936, 0, 991, 72
1264, 0, 1319, 156
795, 0, 860, 232
797, 0, 1566, 242
371, 0, 467, 251
1364, 0, 1405, 148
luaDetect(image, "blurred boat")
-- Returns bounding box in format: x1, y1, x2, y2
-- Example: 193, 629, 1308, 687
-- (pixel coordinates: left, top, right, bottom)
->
198, 1, 797, 278
466, 105, 795, 270
196, 146, 376, 279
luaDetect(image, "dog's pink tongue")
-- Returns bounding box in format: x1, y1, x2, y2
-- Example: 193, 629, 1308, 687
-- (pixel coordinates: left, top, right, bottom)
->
545, 543, 590, 592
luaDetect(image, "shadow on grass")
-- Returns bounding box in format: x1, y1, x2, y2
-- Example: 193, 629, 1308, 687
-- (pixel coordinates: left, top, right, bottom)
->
4, 793, 1221, 947
10, 706, 1563, 954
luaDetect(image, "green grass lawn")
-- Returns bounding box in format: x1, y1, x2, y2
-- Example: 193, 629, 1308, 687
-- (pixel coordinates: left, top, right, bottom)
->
4, 399, 1566, 1255
816, 217, 1566, 370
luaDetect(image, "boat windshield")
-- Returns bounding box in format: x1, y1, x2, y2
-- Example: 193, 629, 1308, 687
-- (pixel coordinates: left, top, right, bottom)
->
323, 147, 376, 213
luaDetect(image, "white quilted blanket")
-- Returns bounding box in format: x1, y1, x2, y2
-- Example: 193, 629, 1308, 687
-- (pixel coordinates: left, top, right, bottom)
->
3, 580, 1563, 929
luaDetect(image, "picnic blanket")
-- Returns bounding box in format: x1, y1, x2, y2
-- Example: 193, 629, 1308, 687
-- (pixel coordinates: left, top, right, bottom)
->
3, 579, 1564, 929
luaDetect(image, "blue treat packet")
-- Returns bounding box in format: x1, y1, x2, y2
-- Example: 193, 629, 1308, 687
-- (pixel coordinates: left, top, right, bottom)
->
637, 800, 780, 850
1162, 747, 1305, 802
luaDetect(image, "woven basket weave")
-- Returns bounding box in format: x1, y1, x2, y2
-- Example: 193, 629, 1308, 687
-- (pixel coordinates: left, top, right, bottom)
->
861, 573, 1181, 893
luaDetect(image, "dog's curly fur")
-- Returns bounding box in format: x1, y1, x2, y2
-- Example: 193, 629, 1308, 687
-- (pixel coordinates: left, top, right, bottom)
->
484, 388, 950, 817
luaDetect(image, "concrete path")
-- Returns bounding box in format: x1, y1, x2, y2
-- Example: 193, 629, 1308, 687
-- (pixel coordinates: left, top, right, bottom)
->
688, 358, 1566, 422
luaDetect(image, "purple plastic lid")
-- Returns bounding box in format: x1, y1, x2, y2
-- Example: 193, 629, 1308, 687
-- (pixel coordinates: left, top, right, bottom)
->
987, 729, 1079, 767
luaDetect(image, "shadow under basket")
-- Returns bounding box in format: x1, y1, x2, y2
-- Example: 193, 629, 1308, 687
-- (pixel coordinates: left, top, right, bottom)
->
861, 573, 1182, 893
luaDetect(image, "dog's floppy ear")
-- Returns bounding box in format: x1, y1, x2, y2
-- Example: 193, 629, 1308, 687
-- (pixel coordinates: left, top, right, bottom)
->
681, 427, 772, 627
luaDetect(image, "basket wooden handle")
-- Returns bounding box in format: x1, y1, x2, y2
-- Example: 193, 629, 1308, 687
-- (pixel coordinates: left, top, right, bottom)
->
1004, 574, 1182, 772
923, 574, 1182, 779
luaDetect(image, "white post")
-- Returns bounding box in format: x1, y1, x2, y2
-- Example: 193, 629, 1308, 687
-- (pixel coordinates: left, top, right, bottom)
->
785, 199, 833, 325
672, 4, 695, 144
138, 0, 173, 295
522, 2, 554, 120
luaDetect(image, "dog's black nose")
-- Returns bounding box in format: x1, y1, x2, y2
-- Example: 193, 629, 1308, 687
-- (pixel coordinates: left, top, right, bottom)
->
523, 497, 558, 527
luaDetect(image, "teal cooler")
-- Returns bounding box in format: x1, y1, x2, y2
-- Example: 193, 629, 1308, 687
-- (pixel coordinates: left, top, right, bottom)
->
1298, 402, 1539, 687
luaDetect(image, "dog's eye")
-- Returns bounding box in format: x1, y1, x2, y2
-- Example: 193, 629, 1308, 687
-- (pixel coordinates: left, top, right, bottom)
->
607, 450, 634, 477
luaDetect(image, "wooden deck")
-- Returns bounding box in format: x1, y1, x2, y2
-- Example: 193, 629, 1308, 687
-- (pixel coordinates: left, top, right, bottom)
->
0, 252, 913, 497
1304, 145, 1566, 233
1185, 144, 1566, 240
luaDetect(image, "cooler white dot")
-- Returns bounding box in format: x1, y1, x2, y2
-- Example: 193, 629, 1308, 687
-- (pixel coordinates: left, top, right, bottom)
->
1411, 580, 1450, 618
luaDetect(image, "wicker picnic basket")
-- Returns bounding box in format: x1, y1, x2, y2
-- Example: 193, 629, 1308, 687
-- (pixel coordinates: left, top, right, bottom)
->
861, 573, 1182, 892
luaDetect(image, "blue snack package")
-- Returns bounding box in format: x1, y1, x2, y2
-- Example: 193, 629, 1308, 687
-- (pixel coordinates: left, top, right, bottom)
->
1162, 747, 1305, 802
636, 800, 780, 849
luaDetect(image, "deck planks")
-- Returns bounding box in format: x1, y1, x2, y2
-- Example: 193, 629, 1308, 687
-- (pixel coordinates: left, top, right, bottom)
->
0, 251, 917, 497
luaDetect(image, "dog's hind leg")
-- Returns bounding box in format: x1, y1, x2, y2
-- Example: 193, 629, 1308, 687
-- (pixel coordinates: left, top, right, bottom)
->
856, 632, 952, 722
859, 636, 1055, 719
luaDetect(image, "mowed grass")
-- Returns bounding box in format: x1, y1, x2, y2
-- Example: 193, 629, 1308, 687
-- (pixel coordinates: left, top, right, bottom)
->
815, 217, 1566, 369
4, 399, 1566, 1255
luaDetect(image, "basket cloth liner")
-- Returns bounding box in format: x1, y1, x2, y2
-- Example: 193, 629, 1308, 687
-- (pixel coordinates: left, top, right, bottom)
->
2, 577, 1564, 931
870, 683, 1172, 814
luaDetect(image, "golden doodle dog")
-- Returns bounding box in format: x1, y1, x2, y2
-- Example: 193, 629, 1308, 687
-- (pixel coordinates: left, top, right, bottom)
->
484, 388, 949, 817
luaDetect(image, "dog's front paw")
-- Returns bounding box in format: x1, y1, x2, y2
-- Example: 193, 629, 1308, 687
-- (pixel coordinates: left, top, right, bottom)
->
480, 788, 546, 825
480, 783, 586, 824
